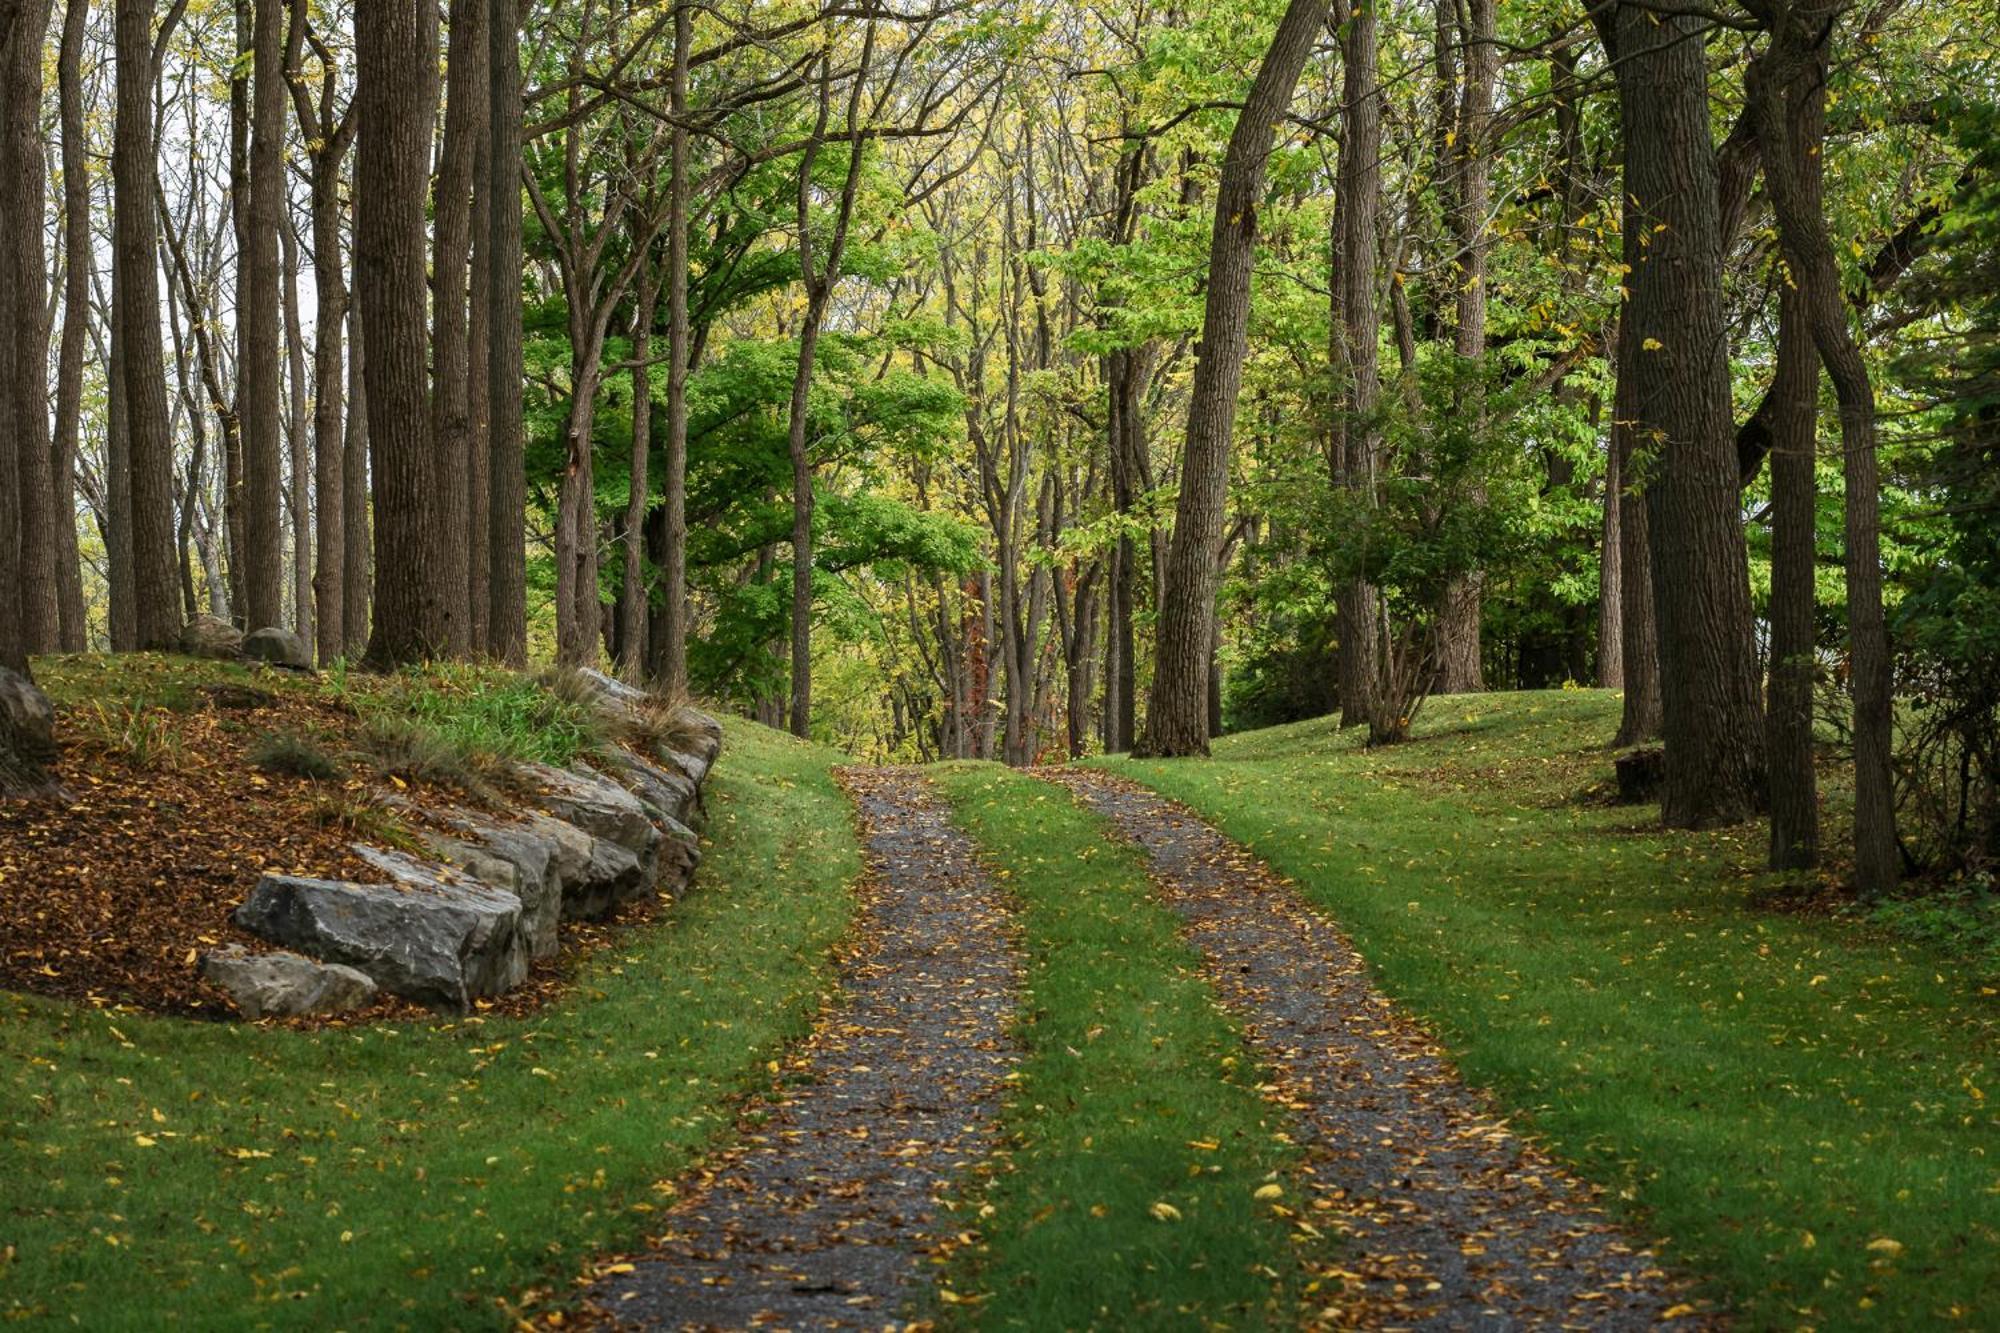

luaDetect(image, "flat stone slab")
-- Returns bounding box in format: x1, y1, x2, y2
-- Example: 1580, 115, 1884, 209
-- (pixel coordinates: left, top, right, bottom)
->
234, 850, 526, 1012
199, 945, 376, 1019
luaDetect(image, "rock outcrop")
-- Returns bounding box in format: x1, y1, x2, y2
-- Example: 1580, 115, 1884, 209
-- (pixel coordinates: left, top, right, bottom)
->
179, 615, 245, 660
0, 668, 57, 797
228, 696, 723, 1014
199, 945, 377, 1018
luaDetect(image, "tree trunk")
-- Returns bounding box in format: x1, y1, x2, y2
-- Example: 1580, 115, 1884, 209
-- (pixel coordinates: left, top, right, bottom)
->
1, 0, 59, 660
282, 213, 312, 644
466, 26, 493, 656
342, 281, 370, 653
430, 0, 482, 659
1595, 409, 1625, 689
1335, 0, 1383, 731
115, 0, 184, 649
236, 0, 285, 631
357, 0, 452, 665
1595, 1, 1764, 824
50, 0, 90, 651
486, 0, 527, 663
1750, 12, 1896, 890
1139, 0, 1330, 756
620, 253, 659, 680
1434, 0, 1495, 695
651, 0, 692, 694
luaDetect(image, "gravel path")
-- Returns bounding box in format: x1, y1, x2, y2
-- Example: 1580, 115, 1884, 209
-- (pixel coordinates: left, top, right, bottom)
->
589, 767, 1018, 1329
1046, 766, 1714, 1331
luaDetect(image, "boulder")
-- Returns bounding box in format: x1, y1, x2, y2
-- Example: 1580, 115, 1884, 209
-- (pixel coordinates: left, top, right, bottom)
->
199, 945, 376, 1019
235, 849, 526, 1011
243, 626, 313, 670
427, 812, 569, 957
564, 667, 652, 726
652, 810, 703, 899
562, 833, 649, 920
523, 763, 661, 867
605, 749, 698, 825
179, 615, 244, 660
0, 668, 57, 796
1614, 747, 1667, 804
661, 745, 713, 791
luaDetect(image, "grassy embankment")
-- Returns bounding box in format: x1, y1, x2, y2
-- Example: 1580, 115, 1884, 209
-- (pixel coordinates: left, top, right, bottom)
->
931, 764, 1325, 1329
1104, 690, 1997, 1331
1, 670, 859, 1329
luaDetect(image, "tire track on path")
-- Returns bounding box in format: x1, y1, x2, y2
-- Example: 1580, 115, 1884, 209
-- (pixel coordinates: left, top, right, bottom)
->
1045, 766, 1715, 1331
590, 767, 1019, 1329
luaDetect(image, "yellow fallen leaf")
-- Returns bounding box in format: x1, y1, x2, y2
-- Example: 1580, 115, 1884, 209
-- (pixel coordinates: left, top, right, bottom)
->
1662, 1304, 1697, 1320
1254, 1184, 1284, 1201
133, 1134, 157, 1148
1149, 1201, 1182, 1223
1867, 1237, 1904, 1257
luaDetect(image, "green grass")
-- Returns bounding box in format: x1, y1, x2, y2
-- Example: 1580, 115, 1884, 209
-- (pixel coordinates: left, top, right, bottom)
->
334, 661, 609, 773
1103, 690, 1999, 1331
931, 764, 1318, 1330
0, 720, 860, 1330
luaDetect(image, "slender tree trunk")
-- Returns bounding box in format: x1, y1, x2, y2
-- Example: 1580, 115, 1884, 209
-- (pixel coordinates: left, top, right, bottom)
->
1139, 0, 1330, 756
1596, 407, 1625, 688
50, 0, 90, 650
282, 215, 312, 643
236, 0, 285, 631
357, 0, 451, 665
1336, 0, 1383, 730
1751, 13, 1896, 889
1595, 2, 1764, 824
1, 0, 59, 660
486, 0, 527, 663
430, 0, 482, 658
620, 253, 659, 680
342, 278, 370, 653
1766, 283, 1820, 869
466, 27, 493, 656
652, 0, 692, 694
115, 0, 183, 649
106, 264, 136, 649
1434, 0, 1495, 695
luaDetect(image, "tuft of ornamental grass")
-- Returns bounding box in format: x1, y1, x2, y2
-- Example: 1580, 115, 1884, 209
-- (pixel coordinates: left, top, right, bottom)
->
245, 729, 342, 782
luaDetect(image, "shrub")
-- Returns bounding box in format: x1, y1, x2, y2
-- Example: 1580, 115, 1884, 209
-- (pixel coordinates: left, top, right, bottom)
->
246, 729, 341, 781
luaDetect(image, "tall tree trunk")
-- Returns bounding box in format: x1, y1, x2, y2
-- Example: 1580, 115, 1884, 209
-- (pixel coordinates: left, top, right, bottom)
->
620, 253, 659, 680
357, 0, 451, 665
466, 28, 492, 656
282, 215, 312, 643
1, 0, 59, 660
486, 0, 527, 663
342, 278, 370, 653
1595, 409, 1625, 688
115, 0, 183, 649
1750, 11, 1896, 890
1766, 283, 1820, 869
1335, 0, 1383, 731
430, 0, 481, 658
651, 0, 692, 694
1434, 0, 1495, 695
238, 0, 285, 631
1595, 2, 1764, 825
1139, 0, 1330, 756
51, 0, 90, 650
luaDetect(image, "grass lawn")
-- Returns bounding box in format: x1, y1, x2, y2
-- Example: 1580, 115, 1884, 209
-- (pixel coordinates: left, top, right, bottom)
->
931, 764, 1323, 1329
0, 719, 859, 1329
1104, 689, 1998, 1331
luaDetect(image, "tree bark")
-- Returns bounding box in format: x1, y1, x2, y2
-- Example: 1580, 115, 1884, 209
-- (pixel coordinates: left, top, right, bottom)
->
50, 0, 90, 651
1595, 2, 1763, 824
115, 0, 184, 649
486, 0, 527, 663
1433, 0, 1495, 695
1139, 0, 1330, 756
620, 252, 659, 680
357, 0, 452, 665
0, 0, 59, 661
651, 0, 692, 694
236, 0, 286, 632
1750, 10, 1896, 889
466, 22, 493, 656
1335, 0, 1383, 731
430, 0, 482, 659
343, 272, 370, 653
